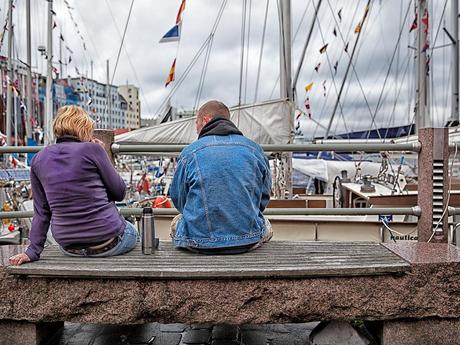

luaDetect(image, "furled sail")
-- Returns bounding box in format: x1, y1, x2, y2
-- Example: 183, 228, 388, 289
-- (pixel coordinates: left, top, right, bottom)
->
116, 99, 292, 145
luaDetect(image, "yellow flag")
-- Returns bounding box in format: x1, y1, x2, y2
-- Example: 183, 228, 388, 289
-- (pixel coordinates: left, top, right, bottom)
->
305, 82, 313, 92
355, 22, 362, 33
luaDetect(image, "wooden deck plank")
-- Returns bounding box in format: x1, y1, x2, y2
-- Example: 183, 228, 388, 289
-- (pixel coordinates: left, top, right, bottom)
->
6, 241, 410, 279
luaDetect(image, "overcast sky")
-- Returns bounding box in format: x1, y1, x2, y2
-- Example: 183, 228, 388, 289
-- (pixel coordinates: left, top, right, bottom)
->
1, 0, 454, 138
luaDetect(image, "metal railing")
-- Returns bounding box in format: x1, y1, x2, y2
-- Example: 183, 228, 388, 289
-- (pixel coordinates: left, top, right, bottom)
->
111, 142, 420, 154
0, 142, 421, 155
0, 207, 421, 219
0, 142, 425, 223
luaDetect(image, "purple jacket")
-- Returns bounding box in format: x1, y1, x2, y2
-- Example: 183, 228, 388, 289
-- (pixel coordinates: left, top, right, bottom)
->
25, 136, 126, 261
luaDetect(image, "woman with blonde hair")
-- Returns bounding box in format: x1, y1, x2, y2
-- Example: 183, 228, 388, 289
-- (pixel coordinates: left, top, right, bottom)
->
9, 105, 138, 265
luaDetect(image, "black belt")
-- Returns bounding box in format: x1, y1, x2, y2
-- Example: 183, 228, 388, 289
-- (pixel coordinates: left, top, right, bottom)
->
64, 235, 121, 255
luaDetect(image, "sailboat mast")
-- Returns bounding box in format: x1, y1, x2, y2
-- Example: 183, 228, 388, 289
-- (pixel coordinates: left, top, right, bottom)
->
279, 0, 293, 197
416, 0, 430, 129
26, 0, 33, 141
449, 0, 459, 125
59, 30, 63, 78
6, 0, 13, 146
45, 0, 54, 145
279, 0, 292, 103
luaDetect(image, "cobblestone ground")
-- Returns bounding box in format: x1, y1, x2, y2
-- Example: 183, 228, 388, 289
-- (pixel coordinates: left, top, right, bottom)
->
46, 322, 319, 345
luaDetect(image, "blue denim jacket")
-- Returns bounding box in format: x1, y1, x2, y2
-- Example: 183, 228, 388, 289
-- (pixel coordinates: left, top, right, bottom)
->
170, 123, 271, 249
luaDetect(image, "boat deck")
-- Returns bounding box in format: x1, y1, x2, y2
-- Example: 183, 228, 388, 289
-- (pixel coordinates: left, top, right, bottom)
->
7, 241, 410, 279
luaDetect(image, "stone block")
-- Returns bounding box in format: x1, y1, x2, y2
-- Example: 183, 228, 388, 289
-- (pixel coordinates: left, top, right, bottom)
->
382, 318, 460, 345
153, 332, 182, 345
309, 321, 370, 345
161, 323, 187, 333
181, 329, 211, 344
211, 340, 239, 345
0, 320, 63, 345
240, 331, 267, 345
211, 325, 239, 341
127, 323, 160, 344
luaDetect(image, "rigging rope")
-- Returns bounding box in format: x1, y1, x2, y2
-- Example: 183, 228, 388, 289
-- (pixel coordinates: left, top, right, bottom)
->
253, 0, 270, 103
155, 0, 228, 117
364, 0, 412, 141
103, 0, 153, 115
314, 0, 350, 138
312, 0, 361, 140
110, 0, 135, 85
193, 0, 228, 111
325, 0, 381, 140
243, 0, 252, 104
238, 0, 247, 106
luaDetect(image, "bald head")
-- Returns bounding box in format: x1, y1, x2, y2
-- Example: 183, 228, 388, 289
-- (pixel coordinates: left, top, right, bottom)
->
196, 100, 230, 134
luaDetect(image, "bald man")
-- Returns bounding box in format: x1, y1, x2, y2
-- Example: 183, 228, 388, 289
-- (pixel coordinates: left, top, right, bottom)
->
170, 100, 272, 254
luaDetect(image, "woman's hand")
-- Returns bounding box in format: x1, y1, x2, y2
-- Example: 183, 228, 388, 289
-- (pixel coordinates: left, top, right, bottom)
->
91, 138, 105, 149
9, 253, 31, 266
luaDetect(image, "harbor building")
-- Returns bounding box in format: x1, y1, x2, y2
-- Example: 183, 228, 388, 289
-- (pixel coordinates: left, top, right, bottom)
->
118, 84, 141, 130
68, 78, 127, 130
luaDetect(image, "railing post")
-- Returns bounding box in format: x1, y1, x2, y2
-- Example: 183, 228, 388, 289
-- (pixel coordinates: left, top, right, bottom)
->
93, 129, 115, 163
417, 128, 449, 242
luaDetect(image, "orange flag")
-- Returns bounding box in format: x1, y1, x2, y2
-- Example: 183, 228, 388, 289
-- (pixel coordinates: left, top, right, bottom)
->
165, 58, 176, 87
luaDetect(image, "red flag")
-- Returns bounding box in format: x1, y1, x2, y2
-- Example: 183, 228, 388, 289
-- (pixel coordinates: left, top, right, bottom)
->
422, 9, 429, 34
165, 58, 176, 87
176, 0, 186, 24
409, 13, 417, 32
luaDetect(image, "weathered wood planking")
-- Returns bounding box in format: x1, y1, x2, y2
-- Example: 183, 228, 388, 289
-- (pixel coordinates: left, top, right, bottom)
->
6, 241, 410, 279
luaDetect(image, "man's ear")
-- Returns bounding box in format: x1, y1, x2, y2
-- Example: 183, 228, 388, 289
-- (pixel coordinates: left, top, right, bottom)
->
203, 115, 213, 124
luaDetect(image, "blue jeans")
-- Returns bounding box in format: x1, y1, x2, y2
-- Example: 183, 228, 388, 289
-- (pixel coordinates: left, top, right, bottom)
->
60, 221, 139, 257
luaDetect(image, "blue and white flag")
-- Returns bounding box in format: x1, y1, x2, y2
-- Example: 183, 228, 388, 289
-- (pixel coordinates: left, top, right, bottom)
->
159, 24, 181, 43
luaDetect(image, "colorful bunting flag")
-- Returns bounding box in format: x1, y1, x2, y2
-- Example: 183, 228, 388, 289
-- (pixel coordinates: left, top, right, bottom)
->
314, 63, 321, 72
160, 24, 181, 43
354, 4, 369, 34
176, 0, 186, 24
53, 21, 57, 29
338, 8, 342, 22
60, 33, 64, 41
165, 58, 176, 87
422, 9, 429, 34
333, 27, 337, 37
354, 23, 362, 33
319, 43, 328, 54
344, 42, 349, 53
160, 0, 186, 43
409, 13, 417, 32
333, 61, 338, 74
304, 97, 312, 118
305, 82, 313, 92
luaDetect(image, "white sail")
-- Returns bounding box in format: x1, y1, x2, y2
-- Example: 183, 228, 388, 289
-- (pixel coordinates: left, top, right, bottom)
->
116, 99, 292, 145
